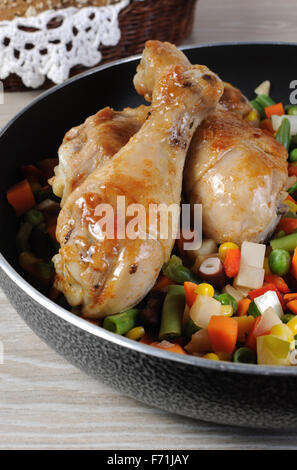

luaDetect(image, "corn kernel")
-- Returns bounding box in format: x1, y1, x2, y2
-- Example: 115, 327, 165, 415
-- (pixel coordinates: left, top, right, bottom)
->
287, 316, 297, 336
246, 109, 260, 123
125, 326, 145, 341
270, 324, 294, 343
284, 199, 297, 214
219, 242, 239, 261
195, 283, 214, 297
203, 353, 220, 361
221, 304, 233, 317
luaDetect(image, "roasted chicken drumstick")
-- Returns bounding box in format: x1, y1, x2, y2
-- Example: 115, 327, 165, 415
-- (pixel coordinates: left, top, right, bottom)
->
53, 42, 223, 317
135, 47, 288, 245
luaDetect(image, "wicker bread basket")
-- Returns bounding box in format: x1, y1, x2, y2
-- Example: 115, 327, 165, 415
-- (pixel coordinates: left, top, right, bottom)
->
3, 0, 198, 91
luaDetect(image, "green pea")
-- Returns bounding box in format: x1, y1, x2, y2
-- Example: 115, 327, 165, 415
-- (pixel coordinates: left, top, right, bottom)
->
268, 249, 291, 276
282, 314, 295, 324
247, 300, 261, 318
288, 106, 297, 116
217, 293, 238, 314
25, 209, 44, 226
233, 347, 257, 364
289, 149, 297, 162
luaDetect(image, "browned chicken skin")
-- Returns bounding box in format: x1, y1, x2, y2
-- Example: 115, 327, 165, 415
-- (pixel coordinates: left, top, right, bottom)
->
135, 49, 288, 245
50, 105, 149, 206
53, 41, 223, 317
184, 106, 288, 244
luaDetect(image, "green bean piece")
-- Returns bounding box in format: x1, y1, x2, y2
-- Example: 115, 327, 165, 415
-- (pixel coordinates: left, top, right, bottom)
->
159, 285, 185, 340
289, 149, 297, 162
288, 106, 297, 116
25, 208, 44, 226
276, 118, 291, 151
268, 249, 291, 276
163, 255, 200, 284
213, 289, 221, 301
250, 99, 265, 118
16, 222, 32, 253
256, 94, 276, 108
247, 301, 261, 318
282, 314, 295, 324
184, 318, 200, 339
103, 309, 140, 335
270, 233, 297, 253
274, 230, 286, 239
288, 180, 297, 195
233, 347, 257, 364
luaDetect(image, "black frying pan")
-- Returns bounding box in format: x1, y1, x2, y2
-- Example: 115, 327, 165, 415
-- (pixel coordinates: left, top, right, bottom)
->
1, 43, 297, 429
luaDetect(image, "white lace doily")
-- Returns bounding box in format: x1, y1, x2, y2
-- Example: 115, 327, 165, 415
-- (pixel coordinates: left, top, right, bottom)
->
0, 1, 130, 88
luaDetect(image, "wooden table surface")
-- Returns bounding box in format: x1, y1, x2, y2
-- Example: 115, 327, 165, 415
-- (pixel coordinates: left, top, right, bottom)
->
1, 0, 297, 450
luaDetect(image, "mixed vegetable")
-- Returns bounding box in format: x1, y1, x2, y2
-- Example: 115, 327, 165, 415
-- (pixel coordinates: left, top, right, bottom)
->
6, 81, 297, 366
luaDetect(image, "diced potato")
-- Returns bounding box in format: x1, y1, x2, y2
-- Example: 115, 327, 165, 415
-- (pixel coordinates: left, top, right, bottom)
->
254, 291, 283, 318
189, 295, 222, 328
241, 241, 266, 268
272, 115, 297, 135
185, 328, 212, 354
257, 335, 290, 366
254, 307, 282, 338
254, 80, 271, 96
222, 284, 244, 302
234, 262, 265, 290
233, 285, 250, 298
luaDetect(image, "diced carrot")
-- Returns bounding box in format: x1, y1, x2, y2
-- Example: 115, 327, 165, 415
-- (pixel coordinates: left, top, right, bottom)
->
264, 102, 285, 118
288, 164, 297, 178
7, 179, 35, 216
249, 283, 285, 309
184, 281, 198, 307
284, 293, 297, 303
237, 298, 251, 317
208, 316, 238, 353
291, 248, 297, 280
264, 274, 290, 294
223, 248, 241, 278
260, 118, 274, 133
150, 341, 187, 355
152, 275, 174, 292
276, 218, 297, 235
47, 224, 57, 241
287, 300, 297, 315
21, 164, 42, 184
140, 333, 156, 345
